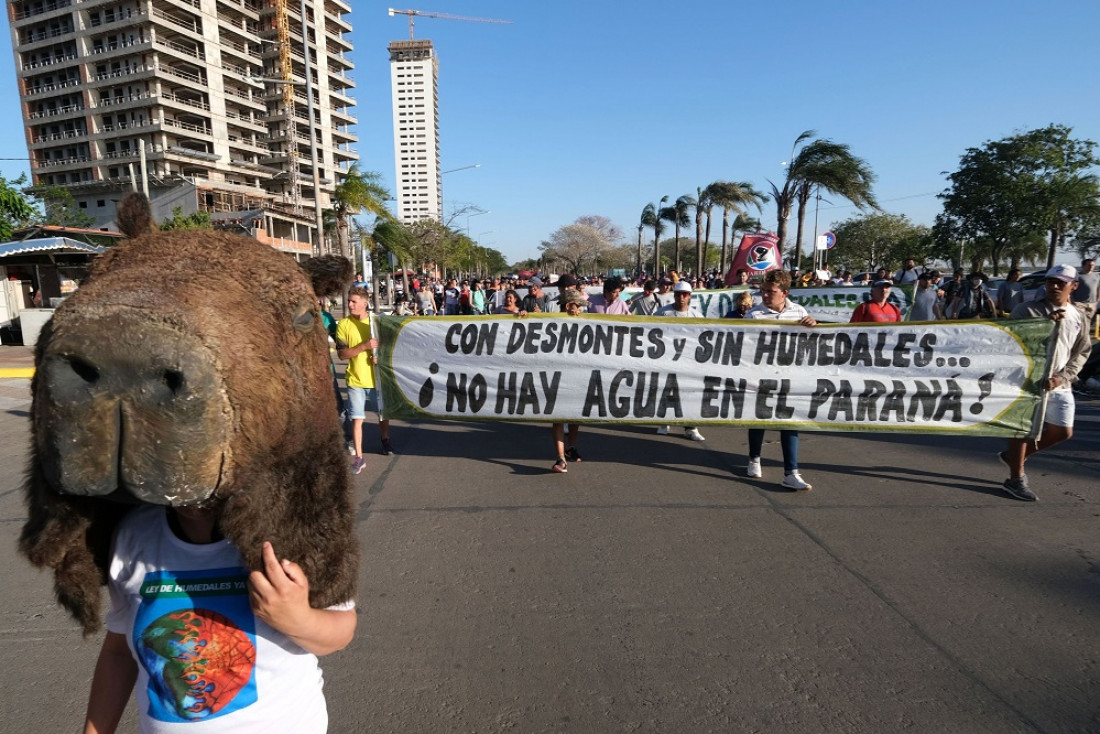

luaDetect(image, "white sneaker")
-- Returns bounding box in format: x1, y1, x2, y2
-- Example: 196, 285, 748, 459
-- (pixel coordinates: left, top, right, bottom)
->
746, 457, 762, 478
656, 426, 670, 435
781, 471, 812, 491
684, 427, 705, 442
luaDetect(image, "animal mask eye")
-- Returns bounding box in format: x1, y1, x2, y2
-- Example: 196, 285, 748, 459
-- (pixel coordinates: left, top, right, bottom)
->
293, 308, 316, 332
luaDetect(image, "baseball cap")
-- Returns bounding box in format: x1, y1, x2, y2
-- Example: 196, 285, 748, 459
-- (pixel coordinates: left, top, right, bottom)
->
1045, 264, 1078, 283
658, 276, 673, 286
673, 280, 693, 294
528, 276, 543, 288
872, 279, 893, 287
559, 289, 588, 307
556, 274, 578, 288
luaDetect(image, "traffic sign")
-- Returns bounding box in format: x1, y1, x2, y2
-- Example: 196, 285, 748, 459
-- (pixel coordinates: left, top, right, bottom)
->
821, 231, 837, 250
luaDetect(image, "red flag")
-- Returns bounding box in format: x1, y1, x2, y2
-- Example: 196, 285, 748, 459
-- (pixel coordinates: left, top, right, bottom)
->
725, 232, 782, 285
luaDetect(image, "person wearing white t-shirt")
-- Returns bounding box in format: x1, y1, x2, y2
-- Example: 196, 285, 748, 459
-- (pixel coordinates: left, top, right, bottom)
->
743, 269, 818, 491
84, 505, 355, 733
1000, 264, 1092, 502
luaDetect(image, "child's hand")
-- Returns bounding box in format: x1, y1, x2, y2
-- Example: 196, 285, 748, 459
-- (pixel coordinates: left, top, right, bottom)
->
248, 541, 311, 633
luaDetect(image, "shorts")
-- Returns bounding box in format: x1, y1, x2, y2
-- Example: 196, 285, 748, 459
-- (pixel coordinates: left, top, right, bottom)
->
1043, 389, 1074, 428
346, 386, 380, 420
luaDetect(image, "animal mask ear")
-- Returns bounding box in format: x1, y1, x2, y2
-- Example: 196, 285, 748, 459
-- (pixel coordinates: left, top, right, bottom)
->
115, 192, 158, 237
301, 254, 354, 298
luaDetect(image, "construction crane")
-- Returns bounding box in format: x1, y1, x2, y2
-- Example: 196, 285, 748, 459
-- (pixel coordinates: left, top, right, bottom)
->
274, 0, 300, 211
387, 8, 511, 40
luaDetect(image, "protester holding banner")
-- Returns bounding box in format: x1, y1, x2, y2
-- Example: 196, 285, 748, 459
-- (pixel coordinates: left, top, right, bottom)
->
551, 289, 589, 472
588, 276, 630, 315
336, 288, 394, 472
850, 280, 902, 323
494, 289, 523, 315
1000, 264, 1092, 501
743, 270, 817, 490
521, 277, 549, 314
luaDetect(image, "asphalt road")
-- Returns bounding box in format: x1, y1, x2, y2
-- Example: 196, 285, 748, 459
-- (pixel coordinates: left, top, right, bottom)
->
2, 374, 1098, 733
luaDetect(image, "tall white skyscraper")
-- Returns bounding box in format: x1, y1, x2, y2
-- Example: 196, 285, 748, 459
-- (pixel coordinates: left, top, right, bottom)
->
388, 39, 440, 223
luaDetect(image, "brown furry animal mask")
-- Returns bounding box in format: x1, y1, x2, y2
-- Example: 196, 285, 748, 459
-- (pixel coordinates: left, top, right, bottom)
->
20, 193, 358, 634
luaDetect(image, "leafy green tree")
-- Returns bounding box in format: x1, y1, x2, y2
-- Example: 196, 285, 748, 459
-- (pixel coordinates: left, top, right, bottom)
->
770, 131, 878, 268
160, 207, 212, 230
0, 175, 37, 239
540, 220, 616, 275
939, 124, 1100, 272
330, 164, 393, 259
830, 213, 932, 273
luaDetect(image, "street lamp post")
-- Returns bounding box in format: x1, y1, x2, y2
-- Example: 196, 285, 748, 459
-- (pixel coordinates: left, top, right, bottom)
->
440, 164, 480, 221
477, 230, 493, 276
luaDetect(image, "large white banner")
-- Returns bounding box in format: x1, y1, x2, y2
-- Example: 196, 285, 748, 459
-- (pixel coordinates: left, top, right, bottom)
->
376, 315, 1053, 437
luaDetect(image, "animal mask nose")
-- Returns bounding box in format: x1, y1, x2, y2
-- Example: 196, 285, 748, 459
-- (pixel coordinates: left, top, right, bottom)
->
35, 314, 229, 505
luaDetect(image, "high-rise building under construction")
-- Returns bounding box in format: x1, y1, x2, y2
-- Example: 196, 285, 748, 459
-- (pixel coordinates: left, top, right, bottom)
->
387, 38, 439, 224
7, 0, 357, 256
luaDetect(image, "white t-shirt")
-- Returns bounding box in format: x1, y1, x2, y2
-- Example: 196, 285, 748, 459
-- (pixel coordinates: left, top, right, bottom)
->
656, 304, 703, 317
745, 299, 809, 321
106, 506, 345, 733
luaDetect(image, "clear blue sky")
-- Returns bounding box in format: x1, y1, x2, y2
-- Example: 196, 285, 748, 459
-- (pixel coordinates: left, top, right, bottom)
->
3, 0, 1098, 265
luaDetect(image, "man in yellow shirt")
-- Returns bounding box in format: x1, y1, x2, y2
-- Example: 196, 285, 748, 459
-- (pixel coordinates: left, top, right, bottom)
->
336, 288, 393, 474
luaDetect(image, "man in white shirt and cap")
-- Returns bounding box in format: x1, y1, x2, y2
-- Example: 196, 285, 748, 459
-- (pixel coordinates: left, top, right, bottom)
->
1000, 264, 1092, 501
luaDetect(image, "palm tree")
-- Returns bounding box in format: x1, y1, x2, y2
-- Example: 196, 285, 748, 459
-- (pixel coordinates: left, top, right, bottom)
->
692, 186, 711, 277
641, 196, 668, 276
331, 164, 394, 259
706, 181, 768, 277
659, 195, 693, 272
636, 222, 644, 278
371, 219, 415, 305
770, 131, 878, 269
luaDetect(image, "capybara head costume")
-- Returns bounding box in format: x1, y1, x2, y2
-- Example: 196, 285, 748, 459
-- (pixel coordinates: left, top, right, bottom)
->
20, 193, 358, 634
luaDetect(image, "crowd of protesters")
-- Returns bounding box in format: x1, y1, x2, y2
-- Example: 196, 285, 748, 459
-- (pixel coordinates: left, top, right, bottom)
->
343, 257, 1097, 499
